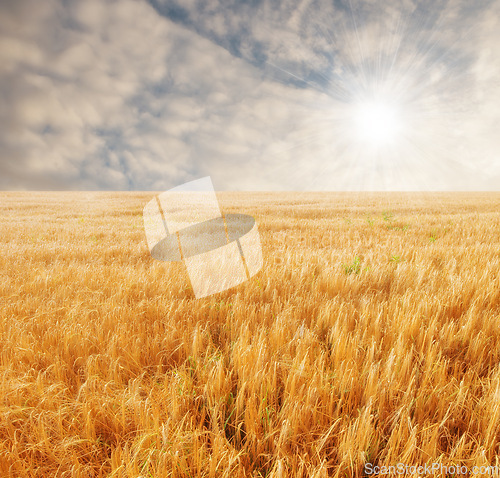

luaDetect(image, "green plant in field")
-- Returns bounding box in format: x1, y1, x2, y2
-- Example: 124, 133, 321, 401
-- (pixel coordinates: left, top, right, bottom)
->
214, 300, 232, 311
343, 256, 362, 275
186, 356, 197, 377
390, 254, 402, 263
429, 230, 437, 242
366, 216, 374, 226
382, 211, 394, 222
261, 388, 274, 428
386, 222, 409, 231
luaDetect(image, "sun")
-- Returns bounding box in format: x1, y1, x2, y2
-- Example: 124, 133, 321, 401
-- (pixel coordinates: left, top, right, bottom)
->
352, 100, 402, 146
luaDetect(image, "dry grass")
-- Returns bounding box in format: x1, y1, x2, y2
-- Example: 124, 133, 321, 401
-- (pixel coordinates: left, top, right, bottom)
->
1, 191, 500, 477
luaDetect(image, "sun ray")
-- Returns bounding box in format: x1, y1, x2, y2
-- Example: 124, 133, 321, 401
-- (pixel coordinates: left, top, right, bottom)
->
255, 0, 488, 191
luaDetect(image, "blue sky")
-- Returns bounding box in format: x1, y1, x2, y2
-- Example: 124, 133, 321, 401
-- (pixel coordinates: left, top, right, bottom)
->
1, 0, 499, 190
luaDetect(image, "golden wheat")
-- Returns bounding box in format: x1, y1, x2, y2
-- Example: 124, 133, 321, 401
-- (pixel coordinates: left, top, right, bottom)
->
1, 191, 500, 477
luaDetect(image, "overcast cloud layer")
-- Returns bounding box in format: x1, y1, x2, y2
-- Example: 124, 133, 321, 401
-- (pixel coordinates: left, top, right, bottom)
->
1, 0, 499, 190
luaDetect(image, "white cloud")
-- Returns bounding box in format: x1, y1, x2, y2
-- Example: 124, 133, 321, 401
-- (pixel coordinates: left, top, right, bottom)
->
0, 0, 499, 190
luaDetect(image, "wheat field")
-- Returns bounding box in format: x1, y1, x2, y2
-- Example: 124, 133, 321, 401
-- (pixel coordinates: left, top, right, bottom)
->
1, 191, 500, 477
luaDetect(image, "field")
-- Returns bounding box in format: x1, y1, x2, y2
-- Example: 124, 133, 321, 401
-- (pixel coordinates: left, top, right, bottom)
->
1, 191, 500, 477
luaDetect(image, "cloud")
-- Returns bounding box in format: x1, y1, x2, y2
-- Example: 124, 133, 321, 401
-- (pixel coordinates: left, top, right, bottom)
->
0, 0, 257, 189
0, 0, 499, 190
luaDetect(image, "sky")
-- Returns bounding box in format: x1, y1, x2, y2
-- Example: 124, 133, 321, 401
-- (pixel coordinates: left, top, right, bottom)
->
1, 0, 499, 191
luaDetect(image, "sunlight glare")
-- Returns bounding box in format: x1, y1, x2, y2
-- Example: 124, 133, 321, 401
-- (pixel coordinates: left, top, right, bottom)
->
354, 100, 402, 146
